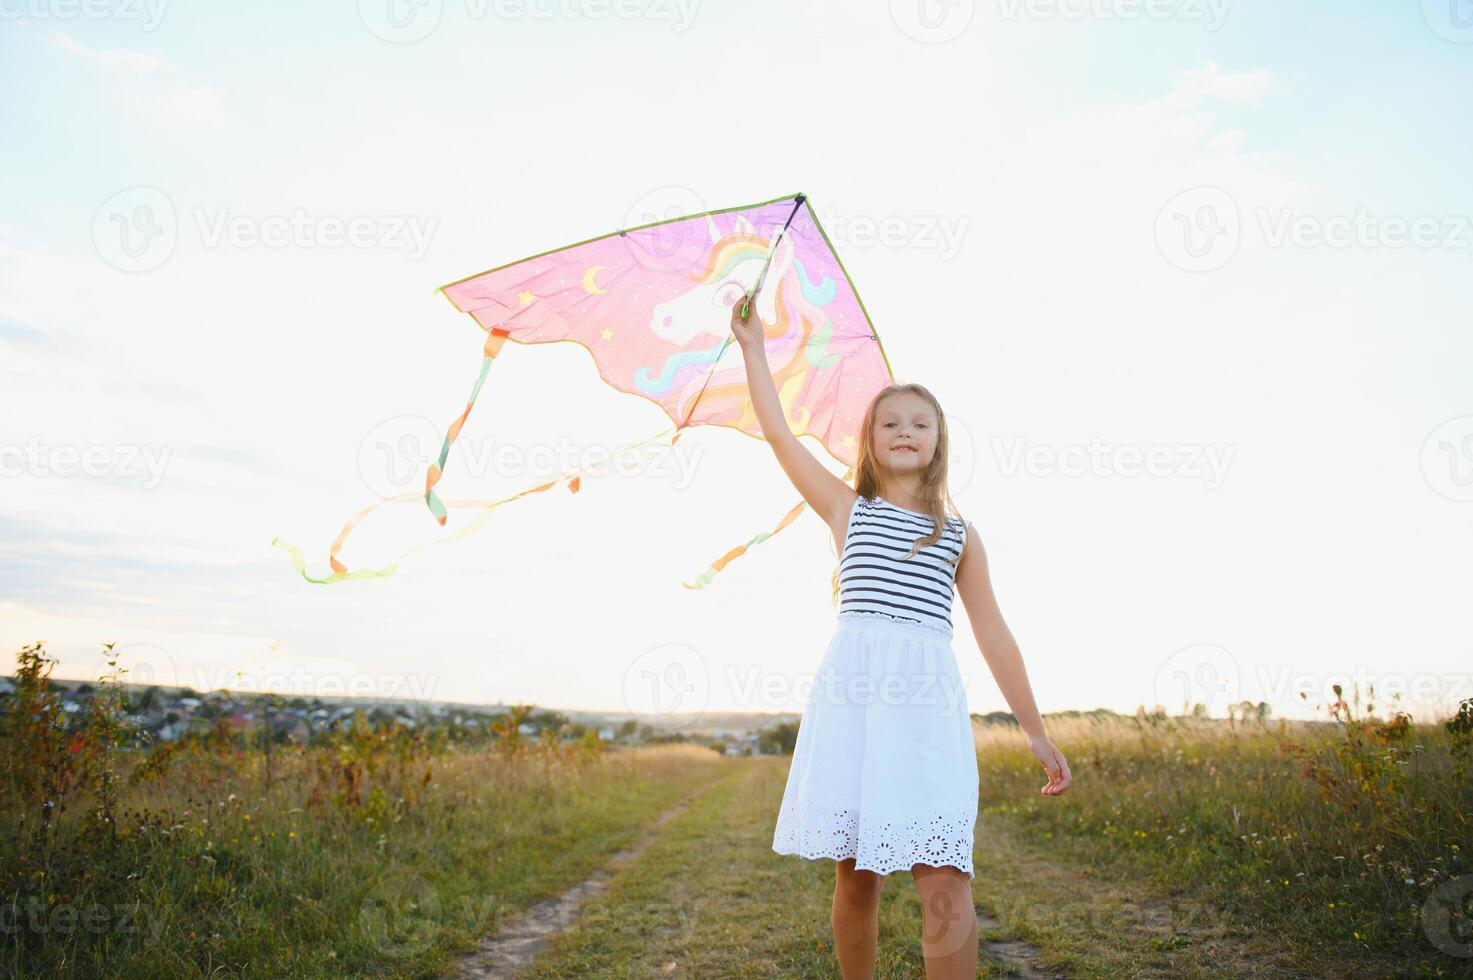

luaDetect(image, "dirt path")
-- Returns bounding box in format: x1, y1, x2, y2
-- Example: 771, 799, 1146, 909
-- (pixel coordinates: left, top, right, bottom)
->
443, 757, 1291, 977
445, 775, 729, 979
973, 907, 1065, 979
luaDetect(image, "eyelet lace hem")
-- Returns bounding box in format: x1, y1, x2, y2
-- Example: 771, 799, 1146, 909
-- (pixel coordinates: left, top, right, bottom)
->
772, 794, 975, 878
836, 609, 955, 638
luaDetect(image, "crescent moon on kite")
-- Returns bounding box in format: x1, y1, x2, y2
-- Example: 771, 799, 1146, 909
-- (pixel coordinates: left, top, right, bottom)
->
583, 265, 608, 294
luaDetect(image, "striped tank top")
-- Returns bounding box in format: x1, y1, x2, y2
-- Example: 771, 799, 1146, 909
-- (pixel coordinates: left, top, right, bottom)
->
836, 494, 967, 636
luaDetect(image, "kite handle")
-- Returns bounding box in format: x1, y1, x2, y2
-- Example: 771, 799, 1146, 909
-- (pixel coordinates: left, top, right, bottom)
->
739, 237, 777, 320
739, 194, 806, 320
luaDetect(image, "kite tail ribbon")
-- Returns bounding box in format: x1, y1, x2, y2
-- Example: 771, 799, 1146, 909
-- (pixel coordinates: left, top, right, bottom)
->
271, 474, 588, 585
276, 421, 845, 588
425, 326, 511, 525
680, 495, 809, 590
274, 419, 679, 585
680, 460, 858, 591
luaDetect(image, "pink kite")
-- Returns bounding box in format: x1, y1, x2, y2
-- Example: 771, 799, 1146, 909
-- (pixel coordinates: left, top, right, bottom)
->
274, 191, 896, 587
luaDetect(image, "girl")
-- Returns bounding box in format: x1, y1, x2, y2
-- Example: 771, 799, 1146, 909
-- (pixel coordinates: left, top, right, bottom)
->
729, 297, 1072, 979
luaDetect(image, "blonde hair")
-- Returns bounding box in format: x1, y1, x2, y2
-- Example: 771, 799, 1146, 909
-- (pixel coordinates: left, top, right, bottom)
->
831, 383, 965, 605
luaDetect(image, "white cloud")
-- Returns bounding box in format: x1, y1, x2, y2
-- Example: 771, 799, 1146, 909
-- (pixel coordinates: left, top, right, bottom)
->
1017, 60, 1283, 168
47, 30, 229, 130
50, 30, 163, 71
141, 84, 228, 128
1168, 60, 1274, 108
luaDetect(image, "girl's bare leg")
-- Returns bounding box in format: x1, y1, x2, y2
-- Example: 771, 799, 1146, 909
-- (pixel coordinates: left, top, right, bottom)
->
833, 858, 884, 979
910, 863, 978, 979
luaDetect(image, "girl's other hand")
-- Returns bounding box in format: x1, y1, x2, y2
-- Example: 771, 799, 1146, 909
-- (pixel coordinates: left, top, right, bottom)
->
1029, 734, 1072, 796
730, 289, 764, 352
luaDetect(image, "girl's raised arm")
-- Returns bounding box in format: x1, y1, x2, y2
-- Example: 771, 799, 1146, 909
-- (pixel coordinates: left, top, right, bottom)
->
730, 294, 854, 529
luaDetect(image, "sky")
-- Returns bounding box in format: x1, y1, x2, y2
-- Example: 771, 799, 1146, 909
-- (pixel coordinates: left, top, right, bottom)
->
2, 0, 1471, 726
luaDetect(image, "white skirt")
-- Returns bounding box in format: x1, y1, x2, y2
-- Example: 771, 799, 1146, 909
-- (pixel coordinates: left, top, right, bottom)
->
771, 611, 979, 878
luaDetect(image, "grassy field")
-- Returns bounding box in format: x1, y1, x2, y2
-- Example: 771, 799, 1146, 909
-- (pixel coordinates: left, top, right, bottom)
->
968, 707, 1472, 977
497, 705, 1473, 979
5, 640, 1470, 978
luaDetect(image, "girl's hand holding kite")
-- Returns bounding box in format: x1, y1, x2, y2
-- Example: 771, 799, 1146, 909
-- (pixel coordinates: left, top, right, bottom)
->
729, 288, 765, 353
